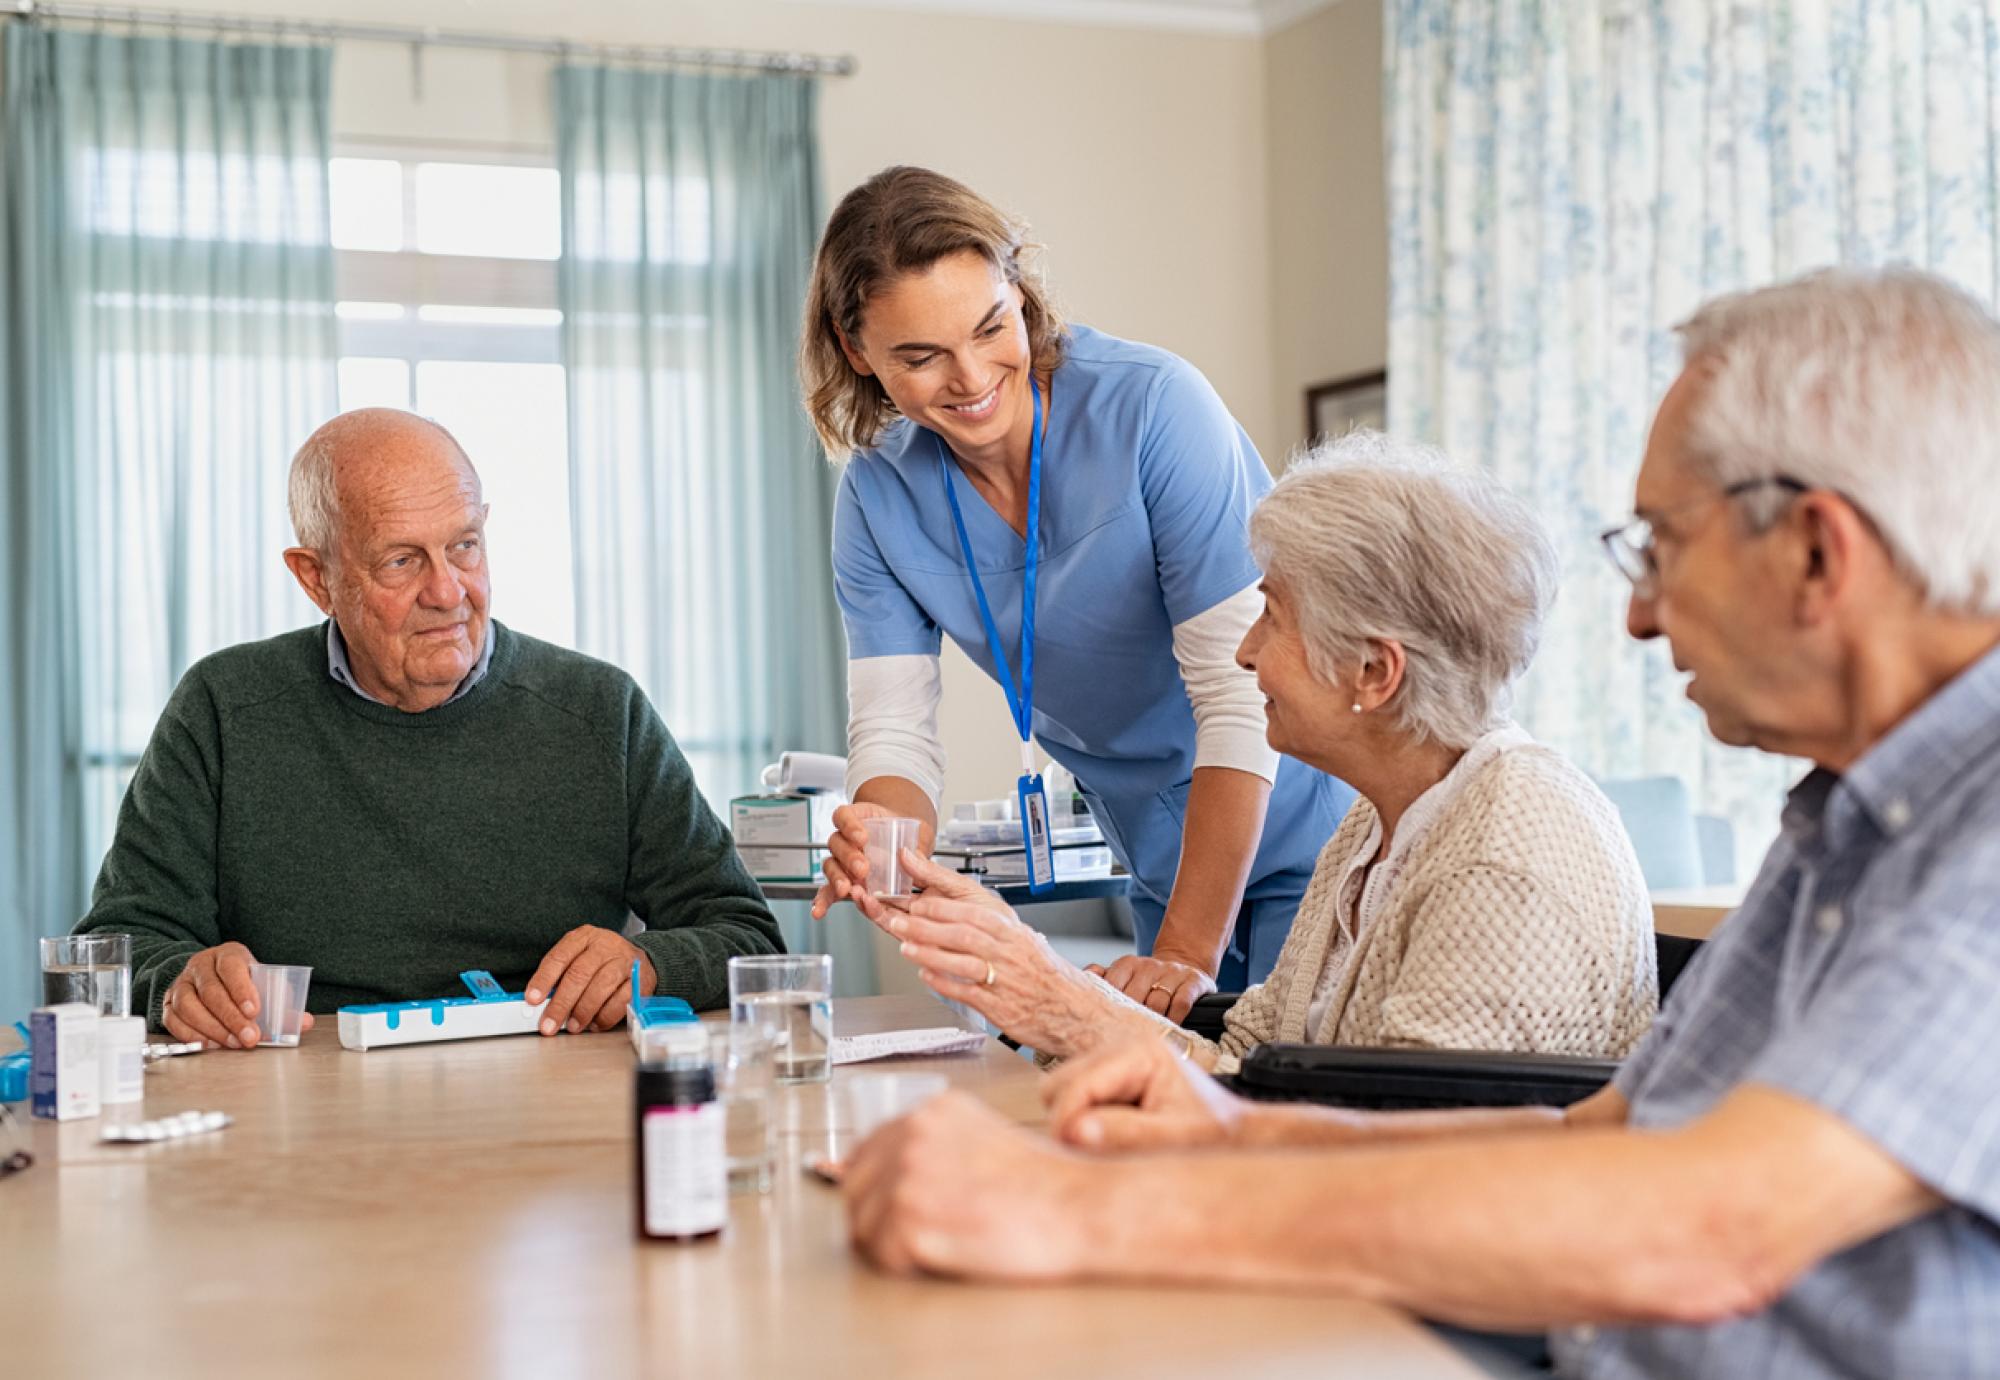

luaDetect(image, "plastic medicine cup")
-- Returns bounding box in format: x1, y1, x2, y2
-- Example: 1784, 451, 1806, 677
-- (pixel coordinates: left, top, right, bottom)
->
845, 1071, 949, 1149
248, 964, 313, 1048
862, 817, 923, 897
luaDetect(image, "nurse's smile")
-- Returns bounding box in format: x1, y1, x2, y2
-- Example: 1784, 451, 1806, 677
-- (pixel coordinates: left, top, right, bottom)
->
941, 383, 1001, 420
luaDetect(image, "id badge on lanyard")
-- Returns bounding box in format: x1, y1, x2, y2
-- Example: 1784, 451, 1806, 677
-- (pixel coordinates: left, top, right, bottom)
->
941, 375, 1056, 893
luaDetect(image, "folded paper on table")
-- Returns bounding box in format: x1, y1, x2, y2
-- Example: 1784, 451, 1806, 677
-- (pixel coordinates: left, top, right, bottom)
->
830, 1027, 988, 1065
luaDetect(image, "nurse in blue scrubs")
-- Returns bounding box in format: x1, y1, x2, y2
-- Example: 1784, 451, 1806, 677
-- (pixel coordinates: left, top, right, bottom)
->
802, 167, 1354, 1015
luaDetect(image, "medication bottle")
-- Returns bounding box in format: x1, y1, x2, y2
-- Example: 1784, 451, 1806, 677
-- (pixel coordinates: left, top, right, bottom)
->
634, 1048, 726, 1242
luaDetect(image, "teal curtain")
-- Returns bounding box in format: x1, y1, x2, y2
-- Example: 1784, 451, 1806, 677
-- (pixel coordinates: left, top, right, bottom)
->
1, 25, 337, 1017
554, 67, 843, 806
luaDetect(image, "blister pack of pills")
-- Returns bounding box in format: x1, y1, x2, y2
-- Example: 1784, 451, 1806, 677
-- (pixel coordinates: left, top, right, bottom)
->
100, 1110, 231, 1143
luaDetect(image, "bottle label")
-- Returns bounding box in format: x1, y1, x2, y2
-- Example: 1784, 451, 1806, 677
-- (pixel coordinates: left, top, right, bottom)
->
642, 1104, 727, 1238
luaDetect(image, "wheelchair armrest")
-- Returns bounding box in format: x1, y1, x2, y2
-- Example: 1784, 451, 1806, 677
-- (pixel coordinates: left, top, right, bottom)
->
1229, 1044, 1617, 1111
1181, 992, 1242, 1042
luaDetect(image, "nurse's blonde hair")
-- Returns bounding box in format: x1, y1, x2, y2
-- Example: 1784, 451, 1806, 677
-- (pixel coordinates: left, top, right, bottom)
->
801, 166, 1068, 460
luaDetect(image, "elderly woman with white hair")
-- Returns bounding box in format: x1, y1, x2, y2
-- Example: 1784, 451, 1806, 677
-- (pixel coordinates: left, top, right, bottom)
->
879, 432, 1658, 1068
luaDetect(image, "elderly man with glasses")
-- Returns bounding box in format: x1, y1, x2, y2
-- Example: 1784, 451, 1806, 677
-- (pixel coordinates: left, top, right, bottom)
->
839, 267, 2000, 1380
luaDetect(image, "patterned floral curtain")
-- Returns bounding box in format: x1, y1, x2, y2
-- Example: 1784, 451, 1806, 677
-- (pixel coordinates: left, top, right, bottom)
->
1387, 0, 2000, 859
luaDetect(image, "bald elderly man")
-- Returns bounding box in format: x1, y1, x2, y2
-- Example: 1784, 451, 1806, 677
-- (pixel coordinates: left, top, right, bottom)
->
74, 408, 782, 1048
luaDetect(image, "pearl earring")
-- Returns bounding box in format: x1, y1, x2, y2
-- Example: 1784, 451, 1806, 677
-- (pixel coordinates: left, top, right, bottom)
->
1351, 703, 1363, 714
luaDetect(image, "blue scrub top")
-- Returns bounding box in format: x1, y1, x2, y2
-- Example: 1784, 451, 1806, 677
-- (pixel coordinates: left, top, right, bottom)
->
832, 325, 1354, 980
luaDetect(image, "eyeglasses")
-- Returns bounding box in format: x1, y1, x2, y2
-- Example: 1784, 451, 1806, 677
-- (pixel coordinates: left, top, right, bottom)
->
1599, 476, 1808, 599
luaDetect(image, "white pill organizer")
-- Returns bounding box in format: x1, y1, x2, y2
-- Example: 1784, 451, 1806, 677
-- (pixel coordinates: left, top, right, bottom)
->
337, 970, 696, 1052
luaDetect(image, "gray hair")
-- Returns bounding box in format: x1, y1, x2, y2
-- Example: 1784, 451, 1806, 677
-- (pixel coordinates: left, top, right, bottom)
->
1249, 430, 1559, 750
1675, 266, 2000, 615
287, 429, 342, 553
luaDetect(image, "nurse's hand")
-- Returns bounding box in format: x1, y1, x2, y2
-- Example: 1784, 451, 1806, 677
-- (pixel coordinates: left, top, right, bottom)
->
880, 852, 1114, 1059
1086, 954, 1217, 1024
813, 803, 933, 922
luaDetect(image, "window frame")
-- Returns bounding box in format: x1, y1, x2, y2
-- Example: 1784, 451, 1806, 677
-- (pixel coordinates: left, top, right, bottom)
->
333, 139, 562, 372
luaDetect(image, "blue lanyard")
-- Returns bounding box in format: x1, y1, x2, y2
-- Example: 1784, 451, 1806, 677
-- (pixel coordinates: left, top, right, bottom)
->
939, 375, 1046, 749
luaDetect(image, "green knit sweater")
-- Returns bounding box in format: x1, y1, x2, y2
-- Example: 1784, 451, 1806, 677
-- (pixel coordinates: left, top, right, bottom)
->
75, 622, 783, 1028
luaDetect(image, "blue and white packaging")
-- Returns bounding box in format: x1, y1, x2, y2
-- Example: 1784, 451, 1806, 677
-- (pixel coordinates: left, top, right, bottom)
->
30, 1004, 100, 1121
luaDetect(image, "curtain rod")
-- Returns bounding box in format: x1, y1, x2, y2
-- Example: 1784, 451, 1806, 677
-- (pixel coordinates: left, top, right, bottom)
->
4, 0, 858, 75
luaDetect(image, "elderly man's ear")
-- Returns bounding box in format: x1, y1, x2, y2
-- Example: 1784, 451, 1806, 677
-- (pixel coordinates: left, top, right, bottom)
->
282, 547, 337, 616
1790, 492, 1871, 626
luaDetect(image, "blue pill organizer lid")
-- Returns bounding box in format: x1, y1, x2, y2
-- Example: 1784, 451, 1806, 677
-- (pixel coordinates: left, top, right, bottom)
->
0, 1053, 29, 1102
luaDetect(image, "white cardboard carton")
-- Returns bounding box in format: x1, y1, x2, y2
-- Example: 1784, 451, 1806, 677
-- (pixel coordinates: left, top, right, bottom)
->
730, 792, 844, 882
30, 1003, 101, 1121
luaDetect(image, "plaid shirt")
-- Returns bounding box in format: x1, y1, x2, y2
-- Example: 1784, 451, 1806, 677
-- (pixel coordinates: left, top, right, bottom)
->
1555, 643, 2000, 1380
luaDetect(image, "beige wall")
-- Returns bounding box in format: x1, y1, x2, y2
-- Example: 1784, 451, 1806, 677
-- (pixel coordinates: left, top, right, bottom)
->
142, 0, 1390, 811
1263, 0, 1388, 464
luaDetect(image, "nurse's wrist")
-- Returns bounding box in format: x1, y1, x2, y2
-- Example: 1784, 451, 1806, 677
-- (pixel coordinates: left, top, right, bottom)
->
1147, 945, 1219, 979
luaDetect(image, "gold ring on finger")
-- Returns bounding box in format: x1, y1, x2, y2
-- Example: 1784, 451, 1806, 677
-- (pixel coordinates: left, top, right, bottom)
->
983, 960, 997, 987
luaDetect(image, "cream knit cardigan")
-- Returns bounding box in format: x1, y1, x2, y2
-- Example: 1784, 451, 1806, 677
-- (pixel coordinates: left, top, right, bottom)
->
1108, 736, 1659, 1070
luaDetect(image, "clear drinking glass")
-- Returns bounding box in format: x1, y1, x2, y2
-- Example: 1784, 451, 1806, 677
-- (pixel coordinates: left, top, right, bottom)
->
728, 954, 833, 1085
709, 1024, 776, 1194
39, 934, 132, 1017
862, 817, 922, 896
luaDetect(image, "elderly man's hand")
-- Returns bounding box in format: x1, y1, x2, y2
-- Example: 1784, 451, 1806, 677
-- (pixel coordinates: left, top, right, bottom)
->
161, 941, 315, 1049
842, 1091, 1093, 1280
880, 852, 1110, 1058
525, 926, 656, 1034
1044, 1036, 1246, 1152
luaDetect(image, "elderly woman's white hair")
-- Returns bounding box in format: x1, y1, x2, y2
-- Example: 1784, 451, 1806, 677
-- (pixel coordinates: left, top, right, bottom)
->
1676, 266, 2000, 615
1248, 430, 1558, 749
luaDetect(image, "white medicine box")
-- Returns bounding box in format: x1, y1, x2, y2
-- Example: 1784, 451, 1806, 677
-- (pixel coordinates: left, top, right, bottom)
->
730, 792, 843, 882
30, 1003, 101, 1121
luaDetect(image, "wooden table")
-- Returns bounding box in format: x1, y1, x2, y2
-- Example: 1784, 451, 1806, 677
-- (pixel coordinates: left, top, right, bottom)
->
1651, 886, 1742, 941
1, 996, 1486, 1379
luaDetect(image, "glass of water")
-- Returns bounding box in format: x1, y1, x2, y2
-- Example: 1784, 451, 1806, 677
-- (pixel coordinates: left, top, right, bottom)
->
728, 954, 833, 1085
39, 933, 132, 1018
709, 1024, 775, 1194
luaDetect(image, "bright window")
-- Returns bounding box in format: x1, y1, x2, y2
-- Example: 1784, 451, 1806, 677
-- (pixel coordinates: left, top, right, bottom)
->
331, 146, 575, 648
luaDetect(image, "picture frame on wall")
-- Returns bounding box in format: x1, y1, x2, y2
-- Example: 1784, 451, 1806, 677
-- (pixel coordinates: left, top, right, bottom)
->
1304, 369, 1388, 446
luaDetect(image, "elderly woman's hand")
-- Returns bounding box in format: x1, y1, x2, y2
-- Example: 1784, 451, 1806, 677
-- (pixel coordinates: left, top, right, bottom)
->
843, 1091, 1093, 1280
879, 852, 1114, 1058
1043, 1036, 1249, 1152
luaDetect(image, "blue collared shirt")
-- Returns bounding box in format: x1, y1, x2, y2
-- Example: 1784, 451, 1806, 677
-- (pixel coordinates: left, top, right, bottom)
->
325, 620, 493, 708
1555, 642, 2000, 1379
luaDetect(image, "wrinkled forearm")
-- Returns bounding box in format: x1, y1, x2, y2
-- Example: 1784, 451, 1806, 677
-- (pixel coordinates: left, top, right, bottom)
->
1057, 1089, 1902, 1332
1232, 1099, 1565, 1150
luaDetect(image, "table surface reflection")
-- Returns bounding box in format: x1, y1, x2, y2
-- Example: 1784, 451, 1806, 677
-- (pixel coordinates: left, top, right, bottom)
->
1, 995, 1485, 1379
